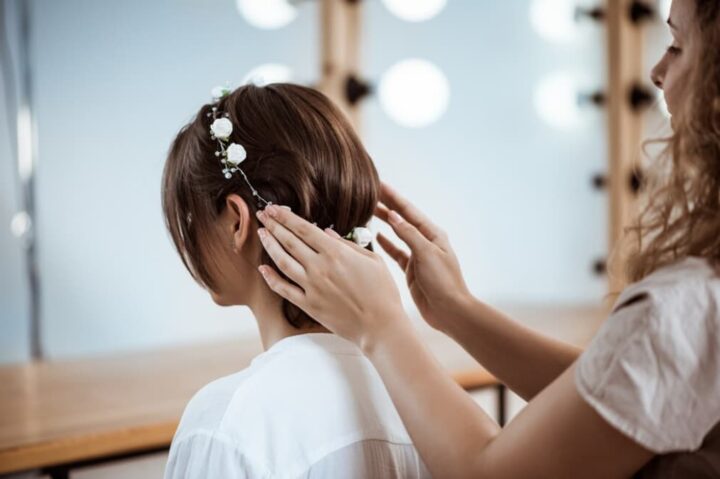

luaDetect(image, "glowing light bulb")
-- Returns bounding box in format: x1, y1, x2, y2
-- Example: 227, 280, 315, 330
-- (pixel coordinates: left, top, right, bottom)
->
381, 0, 447, 22
530, 0, 580, 43
533, 71, 589, 130
659, 0, 672, 21
236, 0, 297, 30
378, 59, 450, 128
242, 64, 293, 86
10, 211, 31, 239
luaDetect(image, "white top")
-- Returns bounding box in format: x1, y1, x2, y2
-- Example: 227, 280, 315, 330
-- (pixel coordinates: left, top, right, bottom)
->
576, 257, 720, 474
165, 333, 430, 479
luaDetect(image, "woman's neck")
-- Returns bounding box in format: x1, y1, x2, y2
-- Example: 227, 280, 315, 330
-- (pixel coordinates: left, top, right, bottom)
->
248, 284, 330, 351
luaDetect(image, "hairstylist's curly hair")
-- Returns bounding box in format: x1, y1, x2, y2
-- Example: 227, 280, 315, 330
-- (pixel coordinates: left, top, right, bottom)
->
162, 83, 379, 329
621, 0, 720, 282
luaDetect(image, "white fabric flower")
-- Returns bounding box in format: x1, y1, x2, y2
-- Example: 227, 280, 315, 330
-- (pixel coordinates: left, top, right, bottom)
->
210, 118, 233, 140
226, 143, 247, 166
350, 227, 374, 247
211, 85, 231, 100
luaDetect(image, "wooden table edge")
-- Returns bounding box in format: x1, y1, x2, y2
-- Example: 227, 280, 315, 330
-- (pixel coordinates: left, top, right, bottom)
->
0, 420, 178, 474
0, 367, 498, 474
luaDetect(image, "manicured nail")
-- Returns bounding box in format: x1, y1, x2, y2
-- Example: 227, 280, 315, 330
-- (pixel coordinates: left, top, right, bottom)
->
258, 265, 268, 277
388, 210, 404, 225
266, 205, 277, 217
257, 228, 267, 240
256, 210, 266, 221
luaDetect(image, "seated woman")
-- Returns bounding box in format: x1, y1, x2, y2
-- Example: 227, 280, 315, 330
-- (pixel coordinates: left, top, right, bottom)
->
161, 83, 430, 478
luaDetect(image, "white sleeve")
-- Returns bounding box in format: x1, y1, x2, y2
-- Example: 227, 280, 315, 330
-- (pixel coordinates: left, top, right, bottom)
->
575, 288, 720, 453
164, 431, 269, 479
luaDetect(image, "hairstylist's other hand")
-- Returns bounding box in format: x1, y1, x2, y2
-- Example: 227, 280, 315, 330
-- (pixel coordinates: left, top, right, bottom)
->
255, 205, 410, 351
374, 182, 472, 332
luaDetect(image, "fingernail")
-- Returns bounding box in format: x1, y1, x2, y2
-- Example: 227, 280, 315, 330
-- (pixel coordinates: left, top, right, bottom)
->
388, 210, 404, 225
256, 210, 266, 221
280, 205, 291, 211
257, 228, 266, 240
266, 205, 277, 217
258, 265, 268, 277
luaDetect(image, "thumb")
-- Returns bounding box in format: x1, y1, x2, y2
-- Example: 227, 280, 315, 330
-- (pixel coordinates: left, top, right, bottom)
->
387, 210, 430, 253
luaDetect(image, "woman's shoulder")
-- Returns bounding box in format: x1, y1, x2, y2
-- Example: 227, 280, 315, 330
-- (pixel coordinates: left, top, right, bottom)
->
173, 369, 252, 442
613, 256, 720, 318
576, 256, 720, 453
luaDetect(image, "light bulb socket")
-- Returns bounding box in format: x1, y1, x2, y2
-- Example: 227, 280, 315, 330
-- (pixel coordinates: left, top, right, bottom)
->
346, 74, 373, 105
579, 90, 607, 107
591, 173, 608, 190
629, 0, 655, 24
628, 83, 655, 111
575, 5, 605, 22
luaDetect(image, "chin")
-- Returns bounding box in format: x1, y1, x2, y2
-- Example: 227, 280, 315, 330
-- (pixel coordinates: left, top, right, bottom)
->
209, 290, 231, 307
209, 289, 246, 307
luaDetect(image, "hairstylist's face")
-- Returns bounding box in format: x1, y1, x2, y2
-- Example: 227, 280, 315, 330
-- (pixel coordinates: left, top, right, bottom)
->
204, 195, 261, 307
650, 0, 696, 118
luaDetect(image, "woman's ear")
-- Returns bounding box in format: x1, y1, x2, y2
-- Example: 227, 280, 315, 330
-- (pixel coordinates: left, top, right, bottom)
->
225, 194, 252, 254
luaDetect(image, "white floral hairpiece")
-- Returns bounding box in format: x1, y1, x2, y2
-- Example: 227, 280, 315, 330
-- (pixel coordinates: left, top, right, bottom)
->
345, 226, 374, 247
208, 84, 373, 248
208, 85, 272, 209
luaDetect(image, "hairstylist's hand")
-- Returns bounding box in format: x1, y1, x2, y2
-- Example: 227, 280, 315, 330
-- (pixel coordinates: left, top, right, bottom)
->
374, 182, 472, 332
255, 205, 410, 350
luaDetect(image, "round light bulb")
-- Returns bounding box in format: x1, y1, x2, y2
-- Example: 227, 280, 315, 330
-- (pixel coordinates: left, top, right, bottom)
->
236, 0, 297, 30
533, 71, 588, 130
659, 0, 672, 21
380, 0, 447, 22
242, 63, 293, 86
529, 0, 580, 43
10, 211, 32, 239
378, 58, 450, 128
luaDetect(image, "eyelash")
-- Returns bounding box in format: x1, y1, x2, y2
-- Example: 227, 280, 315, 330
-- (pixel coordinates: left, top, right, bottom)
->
667, 45, 682, 55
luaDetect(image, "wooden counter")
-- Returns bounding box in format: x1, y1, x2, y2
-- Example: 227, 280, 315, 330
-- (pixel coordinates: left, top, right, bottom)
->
0, 304, 607, 475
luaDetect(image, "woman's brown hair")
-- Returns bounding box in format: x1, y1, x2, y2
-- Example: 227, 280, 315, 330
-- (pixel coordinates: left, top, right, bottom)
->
617, 0, 720, 283
162, 83, 379, 328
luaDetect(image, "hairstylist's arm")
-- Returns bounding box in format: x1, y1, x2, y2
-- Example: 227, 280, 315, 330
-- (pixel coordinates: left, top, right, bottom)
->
377, 183, 581, 400
254, 207, 653, 478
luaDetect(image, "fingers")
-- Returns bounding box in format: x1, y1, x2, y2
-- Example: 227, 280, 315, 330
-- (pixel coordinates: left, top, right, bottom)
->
379, 182, 443, 243
376, 199, 432, 256
258, 265, 307, 308
257, 209, 317, 266
257, 227, 307, 285
323, 227, 375, 256
380, 207, 435, 255
374, 202, 390, 222
377, 232, 410, 270
324, 228, 342, 240
263, 205, 333, 253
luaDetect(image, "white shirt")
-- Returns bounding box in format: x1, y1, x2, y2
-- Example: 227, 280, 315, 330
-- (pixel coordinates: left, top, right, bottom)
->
165, 333, 430, 479
576, 256, 720, 477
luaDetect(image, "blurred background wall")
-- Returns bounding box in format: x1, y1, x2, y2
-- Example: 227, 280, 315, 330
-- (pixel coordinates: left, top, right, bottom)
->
0, 0, 670, 364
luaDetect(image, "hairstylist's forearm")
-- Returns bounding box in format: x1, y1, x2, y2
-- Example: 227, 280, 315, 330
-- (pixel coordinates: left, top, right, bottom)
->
362, 316, 500, 479
442, 295, 582, 401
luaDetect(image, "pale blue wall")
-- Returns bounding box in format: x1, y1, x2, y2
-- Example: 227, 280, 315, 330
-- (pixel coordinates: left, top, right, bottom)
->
30, 0, 319, 359
1, 0, 611, 363
362, 0, 608, 303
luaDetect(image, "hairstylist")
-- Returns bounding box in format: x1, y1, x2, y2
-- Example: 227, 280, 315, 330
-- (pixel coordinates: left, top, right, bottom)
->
253, 0, 720, 476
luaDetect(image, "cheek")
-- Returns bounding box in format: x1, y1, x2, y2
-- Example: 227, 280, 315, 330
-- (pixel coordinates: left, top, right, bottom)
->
664, 56, 694, 110
662, 67, 681, 114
